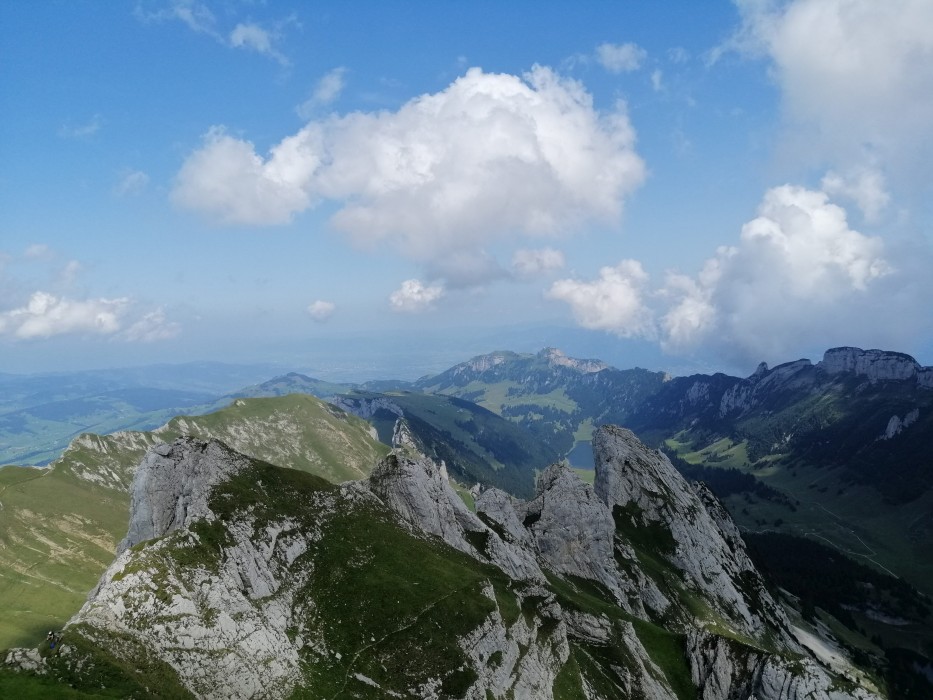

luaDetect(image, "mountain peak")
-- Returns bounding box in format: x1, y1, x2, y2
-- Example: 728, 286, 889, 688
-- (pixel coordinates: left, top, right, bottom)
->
538, 347, 608, 373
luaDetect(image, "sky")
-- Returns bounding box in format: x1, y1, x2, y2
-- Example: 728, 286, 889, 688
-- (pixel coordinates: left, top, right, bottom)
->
2, 0, 932, 379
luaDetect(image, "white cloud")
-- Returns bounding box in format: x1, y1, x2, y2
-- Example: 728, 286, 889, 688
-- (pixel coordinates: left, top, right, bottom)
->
547, 260, 655, 338
135, 1, 219, 37
660, 185, 893, 358
307, 300, 335, 321
59, 260, 82, 286
297, 68, 347, 119
389, 279, 444, 313
121, 308, 181, 342
229, 23, 288, 65
58, 115, 102, 139
173, 66, 646, 283
725, 0, 933, 168
136, 3, 290, 64
114, 169, 150, 197
595, 42, 647, 73
0, 292, 128, 339
650, 69, 664, 92
820, 167, 890, 222
23, 244, 52, 259
545, 184, 920, 363
511, 248, 565, 279
172, 126, 317, 225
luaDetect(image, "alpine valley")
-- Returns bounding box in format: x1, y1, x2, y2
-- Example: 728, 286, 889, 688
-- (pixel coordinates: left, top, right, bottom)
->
1, 346, 931, 699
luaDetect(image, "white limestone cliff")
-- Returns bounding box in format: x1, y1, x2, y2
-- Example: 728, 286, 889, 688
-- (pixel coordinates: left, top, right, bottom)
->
820, 347, 931, 387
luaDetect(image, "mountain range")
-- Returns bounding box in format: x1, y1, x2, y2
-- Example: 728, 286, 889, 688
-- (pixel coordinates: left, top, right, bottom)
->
2, 423, 890, 698
1, 345, 931, 698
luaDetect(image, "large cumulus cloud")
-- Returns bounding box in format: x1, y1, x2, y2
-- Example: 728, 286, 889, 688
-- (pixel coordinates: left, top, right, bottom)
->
173, 66, 645, 285
549, 185, 928, 363
726, 0, 933, 171
660, 185, 892, 358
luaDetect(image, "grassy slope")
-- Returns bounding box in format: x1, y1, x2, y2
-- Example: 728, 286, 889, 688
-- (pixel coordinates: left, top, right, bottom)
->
0, 394, 388, 652
0, 466, 129, 649
346, 390, 553, 498
667, 435, 933, 600
157, 394, 389, 484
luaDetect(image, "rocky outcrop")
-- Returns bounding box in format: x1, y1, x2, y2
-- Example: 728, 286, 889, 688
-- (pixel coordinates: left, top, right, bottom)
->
460, 583, 569, 699
719, 359, 817, 417
120, 437, 251, 553
56, 429, 159, 492
57, 437, 570, 699
479, 462, 664, 617
882, 408, 920, 439
4, 648, 46, 675
717, 346, 933, 420
77, 523, 307, 699
510, 463, 633, 606
541, 347, 608, 374
686, 630, 878, 700
368, 425, 545, 583
592, 425, 790, 643
820, 346, 931, 387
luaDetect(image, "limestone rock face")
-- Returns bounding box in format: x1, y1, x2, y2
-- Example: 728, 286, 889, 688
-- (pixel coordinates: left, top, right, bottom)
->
541, 347, 608, 374
881, 407, 920, 439
367, 440, 545, 583
519, 464, 624, 598
369, 452, 472, 553
719, 359, 817, 417
120, 437, 251, 553
60, 437, 566, 699
475, 487, 536, 550
820, 346, 930, 386
494, 462, 657, 615
460, 583, 569, 700
592, 425, 789, 642
686, 630, 879, 700
57, 430, 160, 492
77, 525, 307, 700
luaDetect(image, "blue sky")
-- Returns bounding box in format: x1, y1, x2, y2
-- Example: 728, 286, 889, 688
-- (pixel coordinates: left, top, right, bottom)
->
2, 0, 932, 378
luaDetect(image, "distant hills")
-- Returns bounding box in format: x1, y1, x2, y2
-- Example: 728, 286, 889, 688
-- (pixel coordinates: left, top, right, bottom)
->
414, 347, 668, 465
0, 362, 283, 466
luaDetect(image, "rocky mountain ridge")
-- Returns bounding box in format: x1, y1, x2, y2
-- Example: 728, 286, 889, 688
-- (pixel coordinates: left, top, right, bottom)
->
5, 422, 881, 698
418, 345, 931, 606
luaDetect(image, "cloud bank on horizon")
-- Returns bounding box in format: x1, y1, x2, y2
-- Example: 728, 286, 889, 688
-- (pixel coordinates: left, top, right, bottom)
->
1, 0, 931, 372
